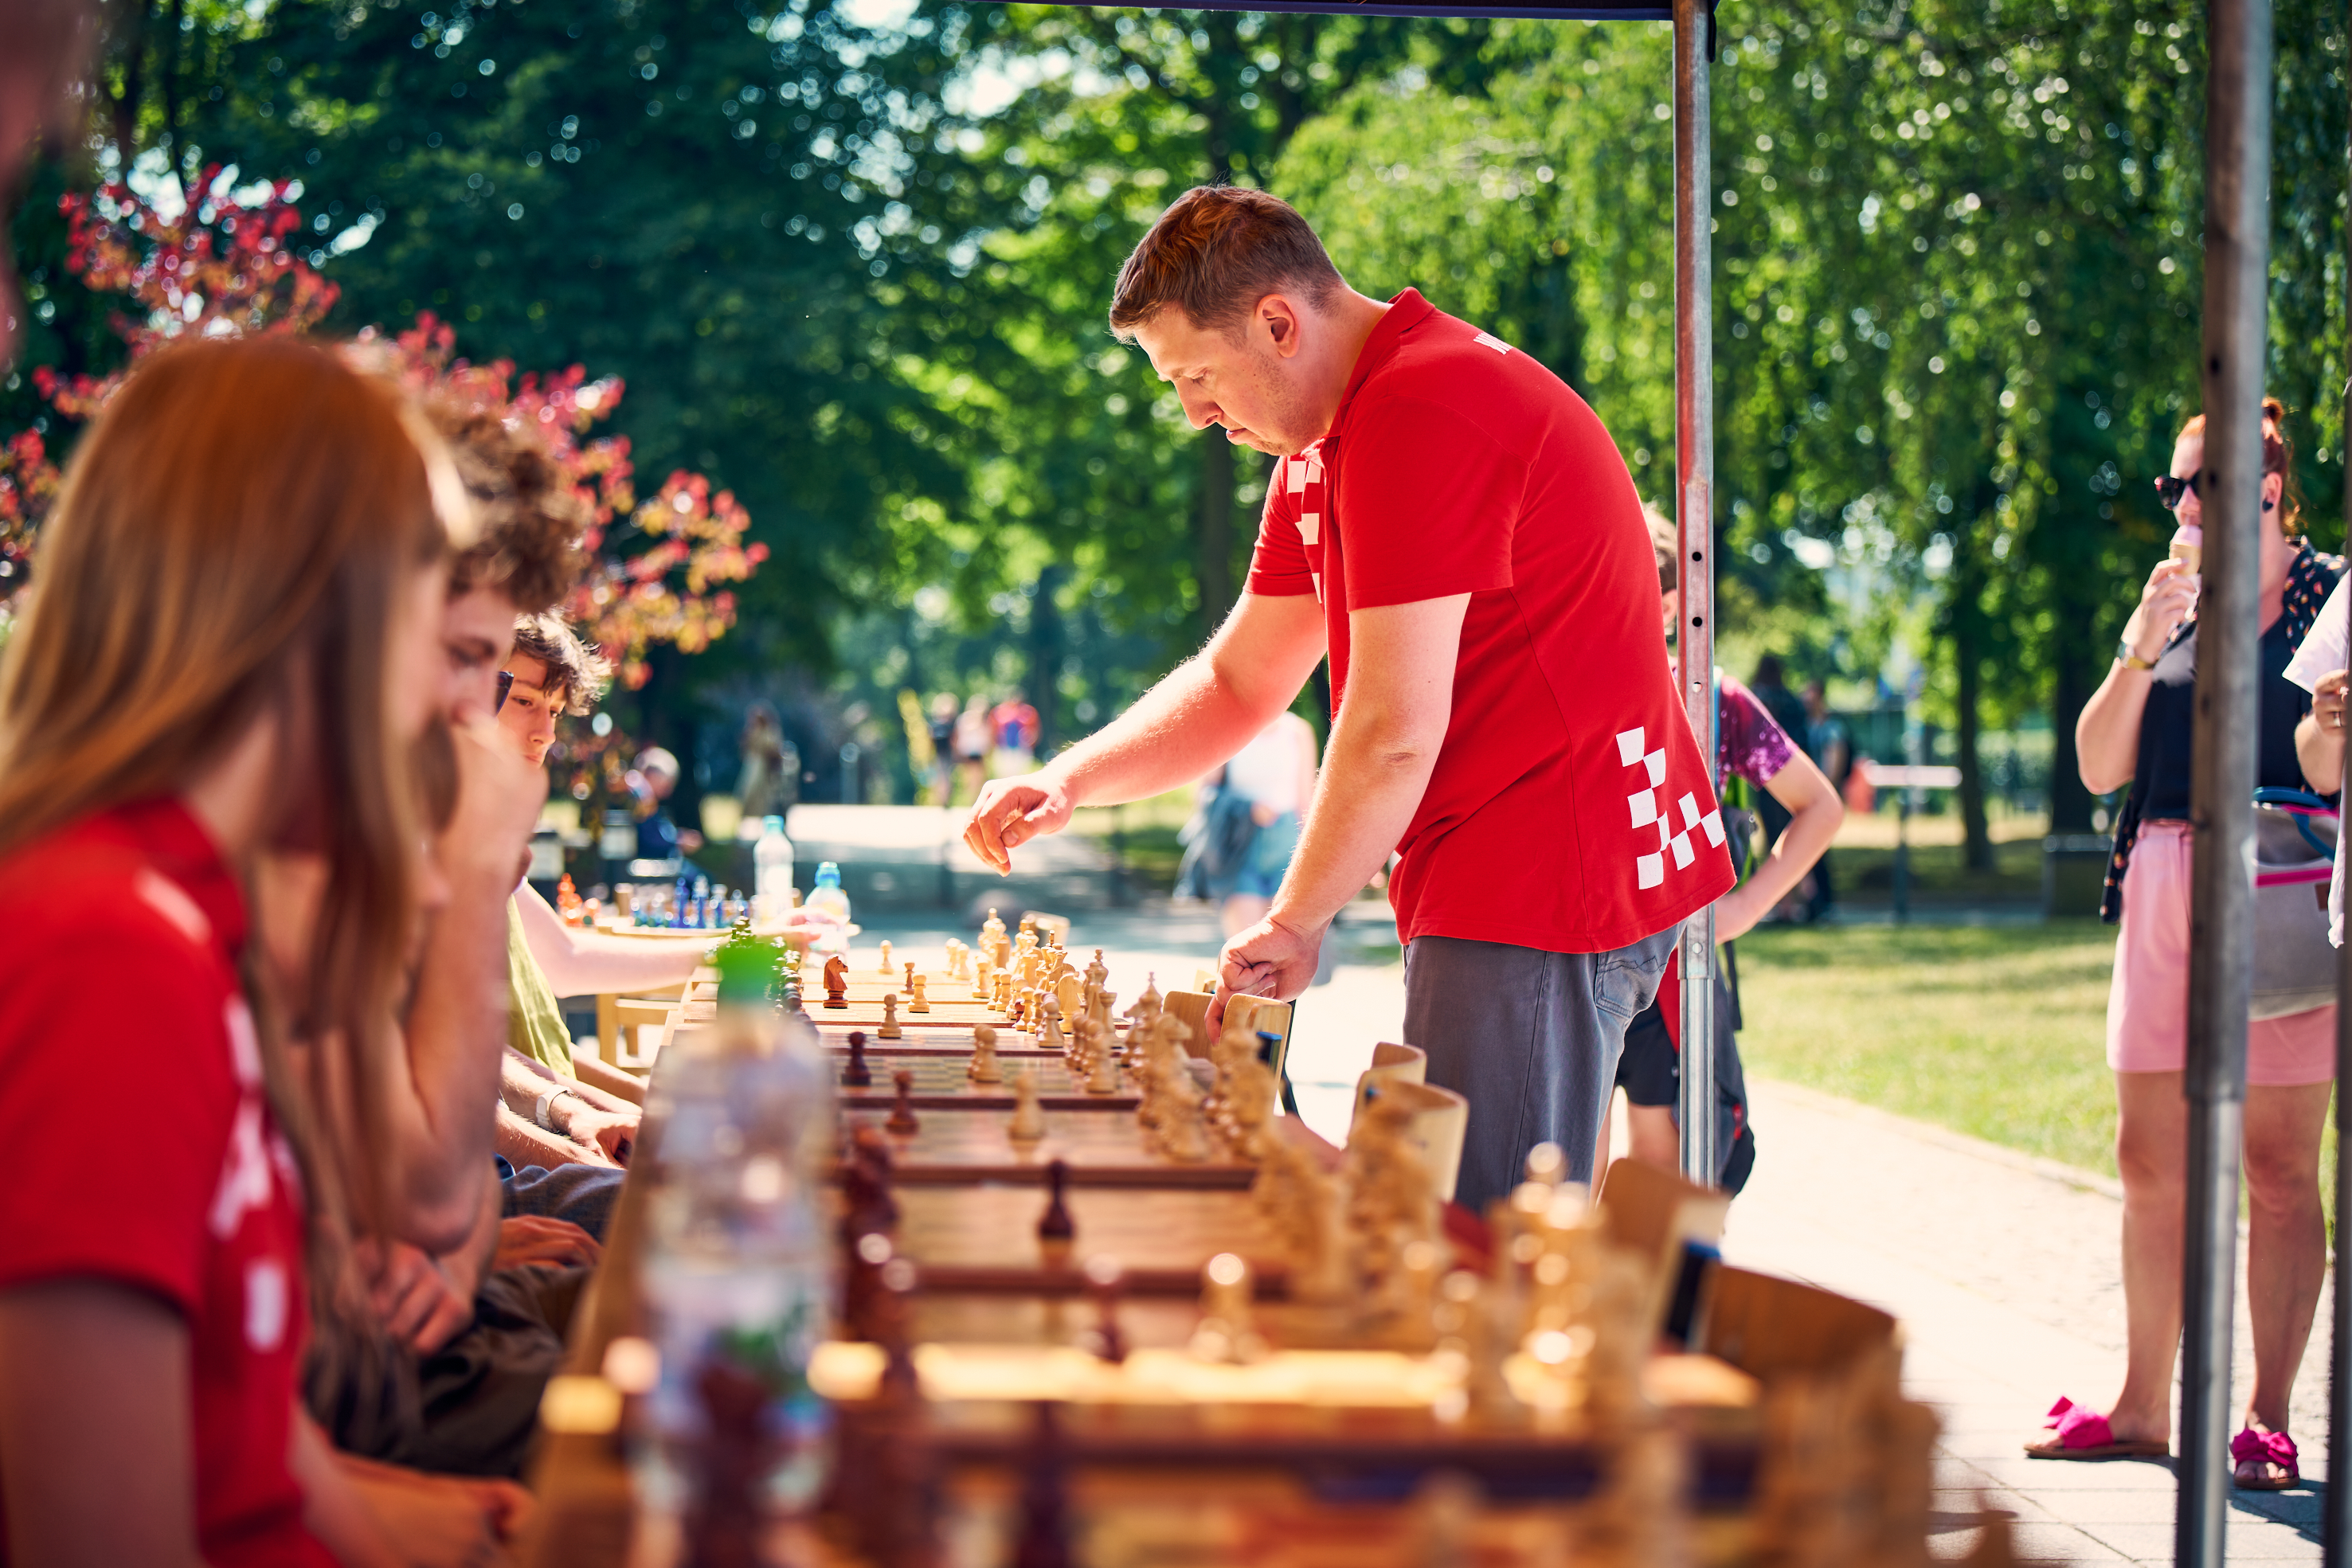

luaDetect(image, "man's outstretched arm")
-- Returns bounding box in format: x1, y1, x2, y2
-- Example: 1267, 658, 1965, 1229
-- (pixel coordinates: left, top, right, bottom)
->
963, 591, 1325, 873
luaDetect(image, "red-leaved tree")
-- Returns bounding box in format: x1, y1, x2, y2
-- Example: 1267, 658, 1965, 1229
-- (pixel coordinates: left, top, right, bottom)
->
2, 169, 767, 801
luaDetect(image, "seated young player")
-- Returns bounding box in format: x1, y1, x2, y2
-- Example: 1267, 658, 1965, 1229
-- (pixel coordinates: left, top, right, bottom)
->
0, 338, 524, 1566
1611, 505, 1843, 1193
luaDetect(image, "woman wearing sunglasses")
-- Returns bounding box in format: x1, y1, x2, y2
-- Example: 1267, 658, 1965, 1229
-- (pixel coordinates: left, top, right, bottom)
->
2028, 398, 2340, 1489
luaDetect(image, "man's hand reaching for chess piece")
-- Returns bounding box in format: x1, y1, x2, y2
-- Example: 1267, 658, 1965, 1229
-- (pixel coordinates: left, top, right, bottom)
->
964, 770, 1076, 875
1211, 913, 1326, 1034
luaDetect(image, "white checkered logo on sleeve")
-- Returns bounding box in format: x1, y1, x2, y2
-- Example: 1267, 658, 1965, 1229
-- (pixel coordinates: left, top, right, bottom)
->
1615, 726, 1725, 890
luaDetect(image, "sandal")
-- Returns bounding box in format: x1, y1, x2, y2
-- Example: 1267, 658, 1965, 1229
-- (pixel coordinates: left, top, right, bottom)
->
2232, 1425, 2299, 1490
2023, 1397, 2171, 1461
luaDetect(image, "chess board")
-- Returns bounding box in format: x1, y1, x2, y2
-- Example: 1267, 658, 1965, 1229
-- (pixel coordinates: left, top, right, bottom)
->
833, 1051, 1139, 1111
842, 1105, 1254, 1189
889, 1183, 1293, 1297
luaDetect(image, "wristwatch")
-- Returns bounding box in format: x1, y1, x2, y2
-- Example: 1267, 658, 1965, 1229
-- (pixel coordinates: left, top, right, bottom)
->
2115, 638, 2156, 671
534, 1086, 581, 1132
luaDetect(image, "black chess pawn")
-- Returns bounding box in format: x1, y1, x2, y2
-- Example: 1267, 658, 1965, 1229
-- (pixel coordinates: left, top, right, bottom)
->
885, 1069, 921, 1135
1011, 1402, 1073, 1568
1082, 1254, 1127, 1365
1036, 1157, 1076, 1243
843, 1030, 872, 1088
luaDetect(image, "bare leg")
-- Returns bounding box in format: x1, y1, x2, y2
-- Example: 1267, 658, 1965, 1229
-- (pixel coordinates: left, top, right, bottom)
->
2239, 1079, 2331, 1457
1626, 1103, 1680, 1173
2107, 1069, 2187, 1445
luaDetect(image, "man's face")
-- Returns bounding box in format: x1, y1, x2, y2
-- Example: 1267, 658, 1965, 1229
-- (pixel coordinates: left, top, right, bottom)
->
441, 585, 519, 724
495, 652, 564, 766
1132, 295, 1322, 458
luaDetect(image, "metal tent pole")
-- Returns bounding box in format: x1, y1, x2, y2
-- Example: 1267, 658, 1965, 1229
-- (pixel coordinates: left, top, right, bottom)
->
1672, 0, 1717, 1187
2328, 387, 2352, 1565
2179, 0, 2271, 1554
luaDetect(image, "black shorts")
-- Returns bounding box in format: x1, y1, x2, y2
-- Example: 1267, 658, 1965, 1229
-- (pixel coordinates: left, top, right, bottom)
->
1610, 968, 1755, 1196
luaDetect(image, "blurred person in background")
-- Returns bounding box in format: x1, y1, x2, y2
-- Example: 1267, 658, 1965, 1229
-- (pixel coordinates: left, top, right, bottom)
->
991, 689, 1041, 776
628, 745, 702, 861
1747, 655, 1817, 919
952, 693, 992, 803
735, 702, 794, 823
1179, 710, 1321, 936
0, 338, 526, 1566
928, 692, 961, 805
1611, 506, 1842, 1192
2032, 399, 2339, 1489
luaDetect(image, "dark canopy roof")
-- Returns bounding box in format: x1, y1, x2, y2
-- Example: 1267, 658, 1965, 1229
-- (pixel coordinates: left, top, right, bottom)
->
1060, 1, 1696, 19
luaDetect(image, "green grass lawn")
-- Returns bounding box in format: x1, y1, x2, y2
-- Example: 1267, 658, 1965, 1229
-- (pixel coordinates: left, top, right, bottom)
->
1737, 921, 2338, 1214
1738, 921, 2125, 1175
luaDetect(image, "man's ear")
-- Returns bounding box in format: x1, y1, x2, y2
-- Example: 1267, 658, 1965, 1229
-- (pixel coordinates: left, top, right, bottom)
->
1256, 293, 1306, 359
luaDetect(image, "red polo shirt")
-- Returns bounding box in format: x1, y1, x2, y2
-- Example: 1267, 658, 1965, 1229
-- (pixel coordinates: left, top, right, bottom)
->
0, 799, 331, 1568
1246, 289, 1733, 953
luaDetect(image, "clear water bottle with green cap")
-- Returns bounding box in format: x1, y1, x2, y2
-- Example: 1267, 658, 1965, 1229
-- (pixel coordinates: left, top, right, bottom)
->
753, 814, 794, 923
802, 861, 851, 951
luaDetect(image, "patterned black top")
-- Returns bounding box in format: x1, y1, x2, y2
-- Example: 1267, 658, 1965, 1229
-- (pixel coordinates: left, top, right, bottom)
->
2100, 540, 2344, 923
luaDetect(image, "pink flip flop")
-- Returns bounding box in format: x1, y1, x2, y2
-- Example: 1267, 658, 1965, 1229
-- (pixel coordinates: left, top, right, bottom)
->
2232, 1426, 2299, 1490
2023, 1397, 2170, 1460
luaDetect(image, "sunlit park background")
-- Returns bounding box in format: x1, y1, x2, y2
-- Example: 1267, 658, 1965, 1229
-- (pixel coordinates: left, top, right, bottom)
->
9, 0, 2352, 1177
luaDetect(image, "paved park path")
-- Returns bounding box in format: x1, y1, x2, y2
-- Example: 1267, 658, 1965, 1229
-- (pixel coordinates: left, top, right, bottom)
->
817, 806, 2333, 1564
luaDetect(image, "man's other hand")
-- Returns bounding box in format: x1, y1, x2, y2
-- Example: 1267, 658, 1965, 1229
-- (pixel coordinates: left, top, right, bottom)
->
359, 1241, 475, 1355
964, 772, 1074, 875
1210, 913, 1325, 1032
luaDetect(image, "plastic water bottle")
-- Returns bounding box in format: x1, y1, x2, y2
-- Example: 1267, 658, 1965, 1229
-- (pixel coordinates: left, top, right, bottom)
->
802, 861, 851, 952
636, 940, 835, 1523
753, 815, 795, 922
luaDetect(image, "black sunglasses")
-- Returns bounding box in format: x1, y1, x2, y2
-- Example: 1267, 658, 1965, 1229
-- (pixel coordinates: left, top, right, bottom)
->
2155, 474, 2201, 510
494, 669, 515, 714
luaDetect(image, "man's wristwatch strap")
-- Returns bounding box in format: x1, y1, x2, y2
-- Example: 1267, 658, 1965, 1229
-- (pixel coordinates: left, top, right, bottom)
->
534, 1087, 579, 1131
2115, 638, 2157, 671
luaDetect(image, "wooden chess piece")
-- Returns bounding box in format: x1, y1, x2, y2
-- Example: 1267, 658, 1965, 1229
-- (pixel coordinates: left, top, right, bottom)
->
1008, 1068, 1046, 1142
1085, 1043, 1120, 1096
879, 938, 894, 976
967, 1023, 1001, 1084
1038, 995, 1066, 1056
886, 1069, 920, 1135
1082, 1254, 1127, 1364
903, 960, 917, 995
1036, 1156, 1076, 1243
1010, 1402, 1072, 1568
823, 953, 850, 1009
842, 1029, 873, 1088
973, 956, 994, 1003
1188, 1251, 1266, 1363
879, 993, 902, 1040
685, 1359, 777, 1568
908, 974, 929, 1013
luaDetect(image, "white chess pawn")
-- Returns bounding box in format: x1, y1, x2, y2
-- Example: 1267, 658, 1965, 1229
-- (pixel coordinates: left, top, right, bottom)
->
1039, 995, 1066, 1057
879, 939, 894, 976
1007, 1067, 1046, 1142
879, 992, 902, 1040
908, 974, 929, 1014
967, 1023, 1001, 1084
1086, 1044, 1120, 1096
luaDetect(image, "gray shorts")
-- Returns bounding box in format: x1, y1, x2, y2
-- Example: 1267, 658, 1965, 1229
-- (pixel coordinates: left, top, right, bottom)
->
1401, 926, 1680, 1214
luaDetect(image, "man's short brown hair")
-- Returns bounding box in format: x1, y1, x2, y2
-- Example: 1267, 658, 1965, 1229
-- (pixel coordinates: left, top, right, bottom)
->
435, 406, 590, 613
511, 611, 610, 715
1108, 186, 1345, 342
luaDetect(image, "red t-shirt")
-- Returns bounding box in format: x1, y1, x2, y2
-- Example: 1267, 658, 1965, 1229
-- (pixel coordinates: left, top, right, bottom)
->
1246, 289, 1734, 952
0, 799, 331, 1568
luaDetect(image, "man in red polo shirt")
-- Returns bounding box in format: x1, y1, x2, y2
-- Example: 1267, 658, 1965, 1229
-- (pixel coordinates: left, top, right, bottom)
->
965, 186, 1732, 1207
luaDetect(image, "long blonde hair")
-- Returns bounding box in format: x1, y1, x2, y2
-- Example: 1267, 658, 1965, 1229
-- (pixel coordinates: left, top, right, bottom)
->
0, 336, 452, 1238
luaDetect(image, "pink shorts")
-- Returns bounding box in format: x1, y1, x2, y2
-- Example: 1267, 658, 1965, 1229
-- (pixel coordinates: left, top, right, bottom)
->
2107, 821, 2337, 1084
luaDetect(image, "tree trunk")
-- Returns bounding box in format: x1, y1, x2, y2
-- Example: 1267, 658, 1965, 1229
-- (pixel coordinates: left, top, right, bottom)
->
2048, 642, 2097, 831
1027, 563, 1063, 757
1954, 603, 1992, 870
1196, 432, 1235, 634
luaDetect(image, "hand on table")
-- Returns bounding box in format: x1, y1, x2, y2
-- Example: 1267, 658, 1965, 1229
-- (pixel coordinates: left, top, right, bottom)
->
1208, 913, 1325, 1034
963, 771, 1074, 874
342, 1458, 531, 1568
560, 1102, 636, 1167
491, 1215, 601, 1273
359, 1240, 475, 1356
